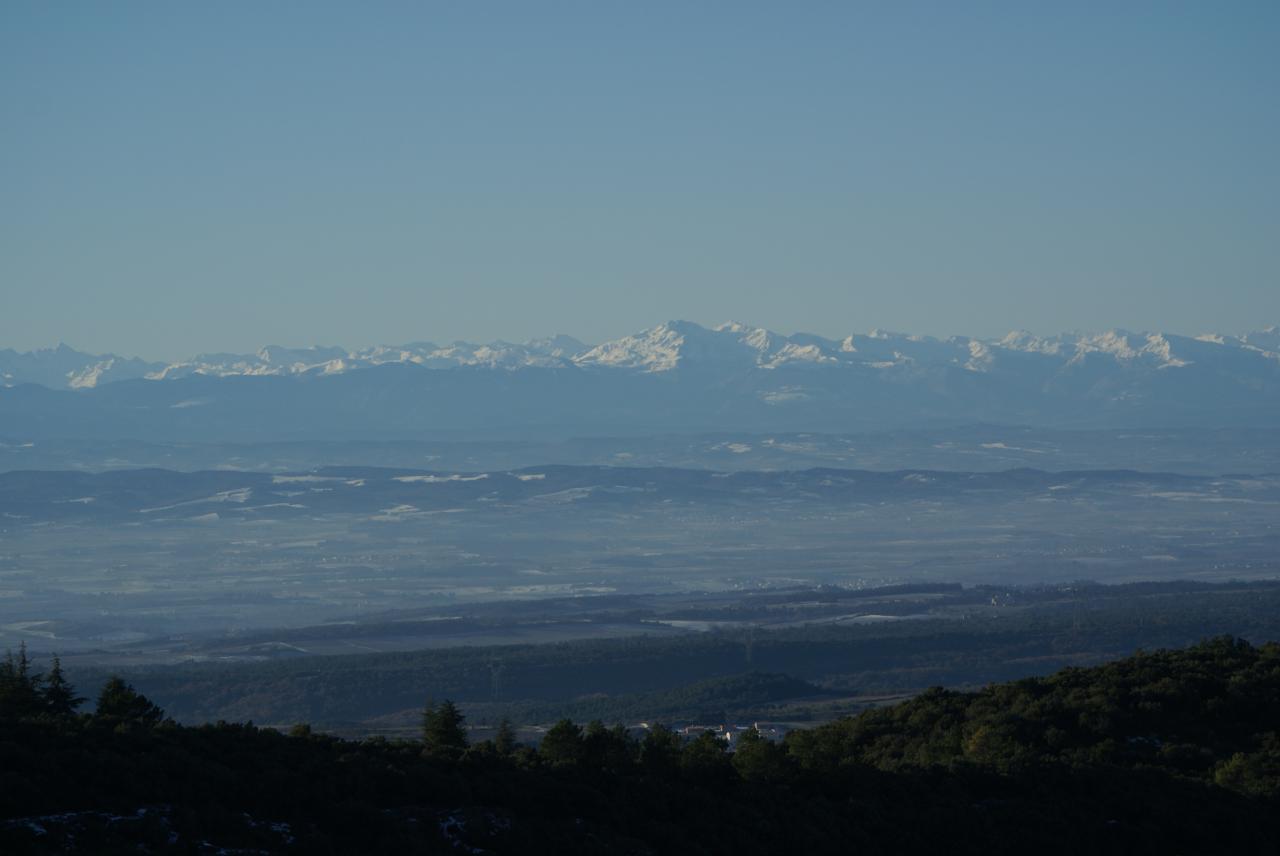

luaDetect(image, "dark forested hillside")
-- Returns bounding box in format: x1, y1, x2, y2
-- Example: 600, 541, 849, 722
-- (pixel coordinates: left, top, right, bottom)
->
3, 638, 1278, 854
86, 580, 1280, 730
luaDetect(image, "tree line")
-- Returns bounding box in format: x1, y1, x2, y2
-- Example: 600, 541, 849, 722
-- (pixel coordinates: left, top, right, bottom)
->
8, 636, 1278, 799
1, 643, 165, 728
3, 637, 1277, 853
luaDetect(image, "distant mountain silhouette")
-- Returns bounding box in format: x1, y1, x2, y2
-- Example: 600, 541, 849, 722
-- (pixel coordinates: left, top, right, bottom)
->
3, 321, 1278, 439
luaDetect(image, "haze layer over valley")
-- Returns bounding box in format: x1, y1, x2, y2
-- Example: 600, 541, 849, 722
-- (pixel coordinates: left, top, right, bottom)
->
2, 464, 1277, 666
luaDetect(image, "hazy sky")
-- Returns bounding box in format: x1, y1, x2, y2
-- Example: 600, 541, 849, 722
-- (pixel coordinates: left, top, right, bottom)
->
3, 2, 1277, 359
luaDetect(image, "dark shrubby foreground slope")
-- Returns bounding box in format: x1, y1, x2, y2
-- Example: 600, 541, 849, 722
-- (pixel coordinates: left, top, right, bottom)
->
2, 638, 1279, 854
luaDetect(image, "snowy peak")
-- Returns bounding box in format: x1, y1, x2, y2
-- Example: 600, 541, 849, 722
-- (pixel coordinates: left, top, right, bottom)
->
998, 330, 1065, 355
572, 320, 841, 372
573, 321, 713, 371
573, 323, 673, 371
141, 336, 596, 381
1066, 330, 1188, 367
256, 345, 348, 367
0, 345, 162, 389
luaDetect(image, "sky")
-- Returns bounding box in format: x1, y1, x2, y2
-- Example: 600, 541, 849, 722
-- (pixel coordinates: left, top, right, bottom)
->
2, 1, 1277, 359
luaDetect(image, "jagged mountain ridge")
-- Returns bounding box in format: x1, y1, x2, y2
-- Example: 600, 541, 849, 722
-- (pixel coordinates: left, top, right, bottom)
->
3, 320, 1279, 389
2, 321, 1278, 440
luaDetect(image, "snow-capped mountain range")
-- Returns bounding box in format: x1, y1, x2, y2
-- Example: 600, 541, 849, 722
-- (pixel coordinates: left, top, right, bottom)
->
2, 321, 1278, 441
3, 320, 1279, 389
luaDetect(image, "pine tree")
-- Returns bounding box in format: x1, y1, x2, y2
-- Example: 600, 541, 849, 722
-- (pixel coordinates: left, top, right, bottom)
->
494, 717, 518, 755
0, 642, 43, 719
731, 727, 791, 783
539, 719, 584, 766
95, 676, 165, 728
0, 650, 15, 717
42, 654, 85, 717
640, 723, 683, 774
583, 720, 635, 771
421, 699, 468, 754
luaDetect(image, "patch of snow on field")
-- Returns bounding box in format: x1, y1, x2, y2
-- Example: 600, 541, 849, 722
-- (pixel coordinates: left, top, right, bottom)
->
371, 504, 420, 521
528, 487, 594, 503
980, 442, 1046, 454
140, 487, 252, 513
394, 474, 490, 484
371, 505, 468, 521
272, 475, 346, 484
212, 488, 252, 502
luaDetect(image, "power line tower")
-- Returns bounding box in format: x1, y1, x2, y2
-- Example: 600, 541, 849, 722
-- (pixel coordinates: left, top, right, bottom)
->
489, 659, 506, 702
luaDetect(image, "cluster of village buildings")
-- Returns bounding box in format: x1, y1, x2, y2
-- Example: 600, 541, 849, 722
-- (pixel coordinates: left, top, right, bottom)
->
630, 722, 790, 746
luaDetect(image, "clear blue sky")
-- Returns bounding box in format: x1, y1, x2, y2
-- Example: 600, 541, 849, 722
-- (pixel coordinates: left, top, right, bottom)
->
3, 1, 1277, 359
